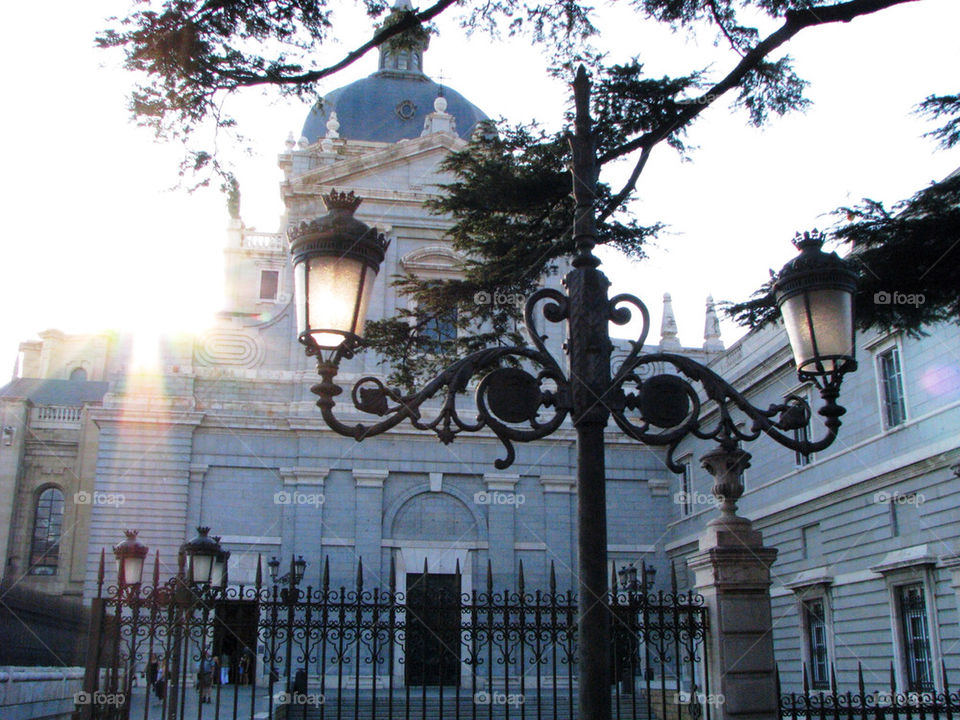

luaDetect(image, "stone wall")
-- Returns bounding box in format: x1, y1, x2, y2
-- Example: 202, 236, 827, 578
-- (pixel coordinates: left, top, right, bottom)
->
0, 667, 84, 720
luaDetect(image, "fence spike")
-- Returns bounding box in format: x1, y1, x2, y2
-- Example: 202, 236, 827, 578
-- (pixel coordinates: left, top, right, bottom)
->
518, 559, 525, 592
423, 557, 429, 576
831, 663, 838, 695
611, 561, 618, 593
776, 663, 782, 699
487, 558, 493, 594
323, 556, 330, 592
152, 550, 160, 587
858, 662, 865, 699
389, 555, 397, 592
890, 661, 896, 693
255, 554, 262, 590
96, 548, 105, 596
802, 662, 809, 695
455, 557, 461, 579
671, 561, 678, 594
943, 658, 950, 693
549, 561, 556, 592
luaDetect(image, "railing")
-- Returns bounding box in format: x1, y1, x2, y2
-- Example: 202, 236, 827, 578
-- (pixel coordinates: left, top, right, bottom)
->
79, 556, 709, 720
241, 231, 285, 252
779, 661, 960, 720
32, 405, 83, 427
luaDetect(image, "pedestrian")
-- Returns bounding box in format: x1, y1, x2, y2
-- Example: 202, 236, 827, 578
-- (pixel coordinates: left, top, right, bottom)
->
197, 650, 214, 703
147, 653, 159, 691
154, 657, 167, 702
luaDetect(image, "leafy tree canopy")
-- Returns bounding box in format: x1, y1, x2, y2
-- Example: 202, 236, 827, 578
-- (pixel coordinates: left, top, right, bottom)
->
99, 0, 958, 388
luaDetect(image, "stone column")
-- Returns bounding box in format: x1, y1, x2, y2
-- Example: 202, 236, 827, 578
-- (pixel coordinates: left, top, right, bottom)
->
687, 446, 778, 720
0, 398, 28, 585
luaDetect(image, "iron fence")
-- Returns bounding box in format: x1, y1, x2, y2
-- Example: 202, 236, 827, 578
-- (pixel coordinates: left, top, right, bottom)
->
779, 661, 960, 720
76, 553, 708, 720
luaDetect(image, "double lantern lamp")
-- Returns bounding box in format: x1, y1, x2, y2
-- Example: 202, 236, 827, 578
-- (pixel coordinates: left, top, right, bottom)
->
290, 193, 857, 389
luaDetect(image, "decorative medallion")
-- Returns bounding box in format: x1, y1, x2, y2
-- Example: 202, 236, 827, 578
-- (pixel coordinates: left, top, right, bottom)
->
395, 100, 417, 120
485, 368, 541, 424
637, 374, 690, 428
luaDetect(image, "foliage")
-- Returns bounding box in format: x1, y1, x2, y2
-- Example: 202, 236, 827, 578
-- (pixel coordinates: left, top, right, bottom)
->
725, 174, 960, 336
99, 0, 957, 387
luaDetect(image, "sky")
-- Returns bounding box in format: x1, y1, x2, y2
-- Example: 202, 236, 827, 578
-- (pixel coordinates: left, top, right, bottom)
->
0, 0, 958, 378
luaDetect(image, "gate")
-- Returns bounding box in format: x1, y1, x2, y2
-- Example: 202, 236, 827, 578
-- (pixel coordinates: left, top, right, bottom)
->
76, 553, 708, 720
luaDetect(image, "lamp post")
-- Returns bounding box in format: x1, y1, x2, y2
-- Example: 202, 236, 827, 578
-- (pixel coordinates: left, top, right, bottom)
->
289, 67, 858, 720
268, 555, 308, 693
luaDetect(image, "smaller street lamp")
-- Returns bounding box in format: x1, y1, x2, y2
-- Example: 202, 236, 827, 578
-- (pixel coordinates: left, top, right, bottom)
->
113, 529, 148, 588
267, 555, 281, 585
180, 527, 222, 586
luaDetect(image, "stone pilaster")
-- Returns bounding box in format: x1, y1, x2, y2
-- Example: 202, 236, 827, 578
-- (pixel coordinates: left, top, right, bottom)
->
484, 473, 520, 587
353, 469, 388, 576
185, 464, 208, 536
541, 475, 575, 587
279, 467, 328, 563
687, 446, 778, 720
0, 399, 28, 585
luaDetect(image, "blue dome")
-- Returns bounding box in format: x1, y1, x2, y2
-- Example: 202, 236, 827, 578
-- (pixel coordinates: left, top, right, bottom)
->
302, 72, 488, 144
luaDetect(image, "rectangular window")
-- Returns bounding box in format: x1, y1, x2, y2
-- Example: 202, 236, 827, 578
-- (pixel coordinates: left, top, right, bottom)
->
794, 421, 810, 466
259, 270, 280, 301
878, 347, 906, 428
898, 583, 934, 691
680, 460, 692, 517
804, 599, 830, 690
418, 309, 457, 353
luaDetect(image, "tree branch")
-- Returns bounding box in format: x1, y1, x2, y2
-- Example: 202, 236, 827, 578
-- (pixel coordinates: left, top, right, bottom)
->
599, 0, 921, 165
227, 0, 460, 88
597, 146, 651, 223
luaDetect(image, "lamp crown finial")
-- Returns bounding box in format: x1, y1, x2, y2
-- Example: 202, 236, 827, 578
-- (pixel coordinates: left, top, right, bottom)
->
793, 229, 825, 252
322, 190, 363, 213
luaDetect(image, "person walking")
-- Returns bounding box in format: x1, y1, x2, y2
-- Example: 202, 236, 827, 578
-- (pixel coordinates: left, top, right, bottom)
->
197, 651, 214, 703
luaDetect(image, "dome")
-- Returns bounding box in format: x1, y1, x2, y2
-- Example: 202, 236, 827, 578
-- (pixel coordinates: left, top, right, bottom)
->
302, 73, 487, 145
301, 14, 487, 145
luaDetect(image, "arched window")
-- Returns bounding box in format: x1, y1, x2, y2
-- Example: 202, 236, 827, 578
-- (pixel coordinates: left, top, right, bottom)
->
69, 367, 87, 381
30, 487, 64, 575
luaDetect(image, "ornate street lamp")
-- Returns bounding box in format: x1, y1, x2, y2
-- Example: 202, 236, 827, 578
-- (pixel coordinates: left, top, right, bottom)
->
774, 229, 858, 385
113, 529, 148, 587
288, 191, 390, 356
180, 527, 222, 586
289, 67, 858, 720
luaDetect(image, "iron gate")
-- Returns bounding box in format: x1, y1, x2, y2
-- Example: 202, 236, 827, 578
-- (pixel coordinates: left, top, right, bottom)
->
76, 554, 708, 720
